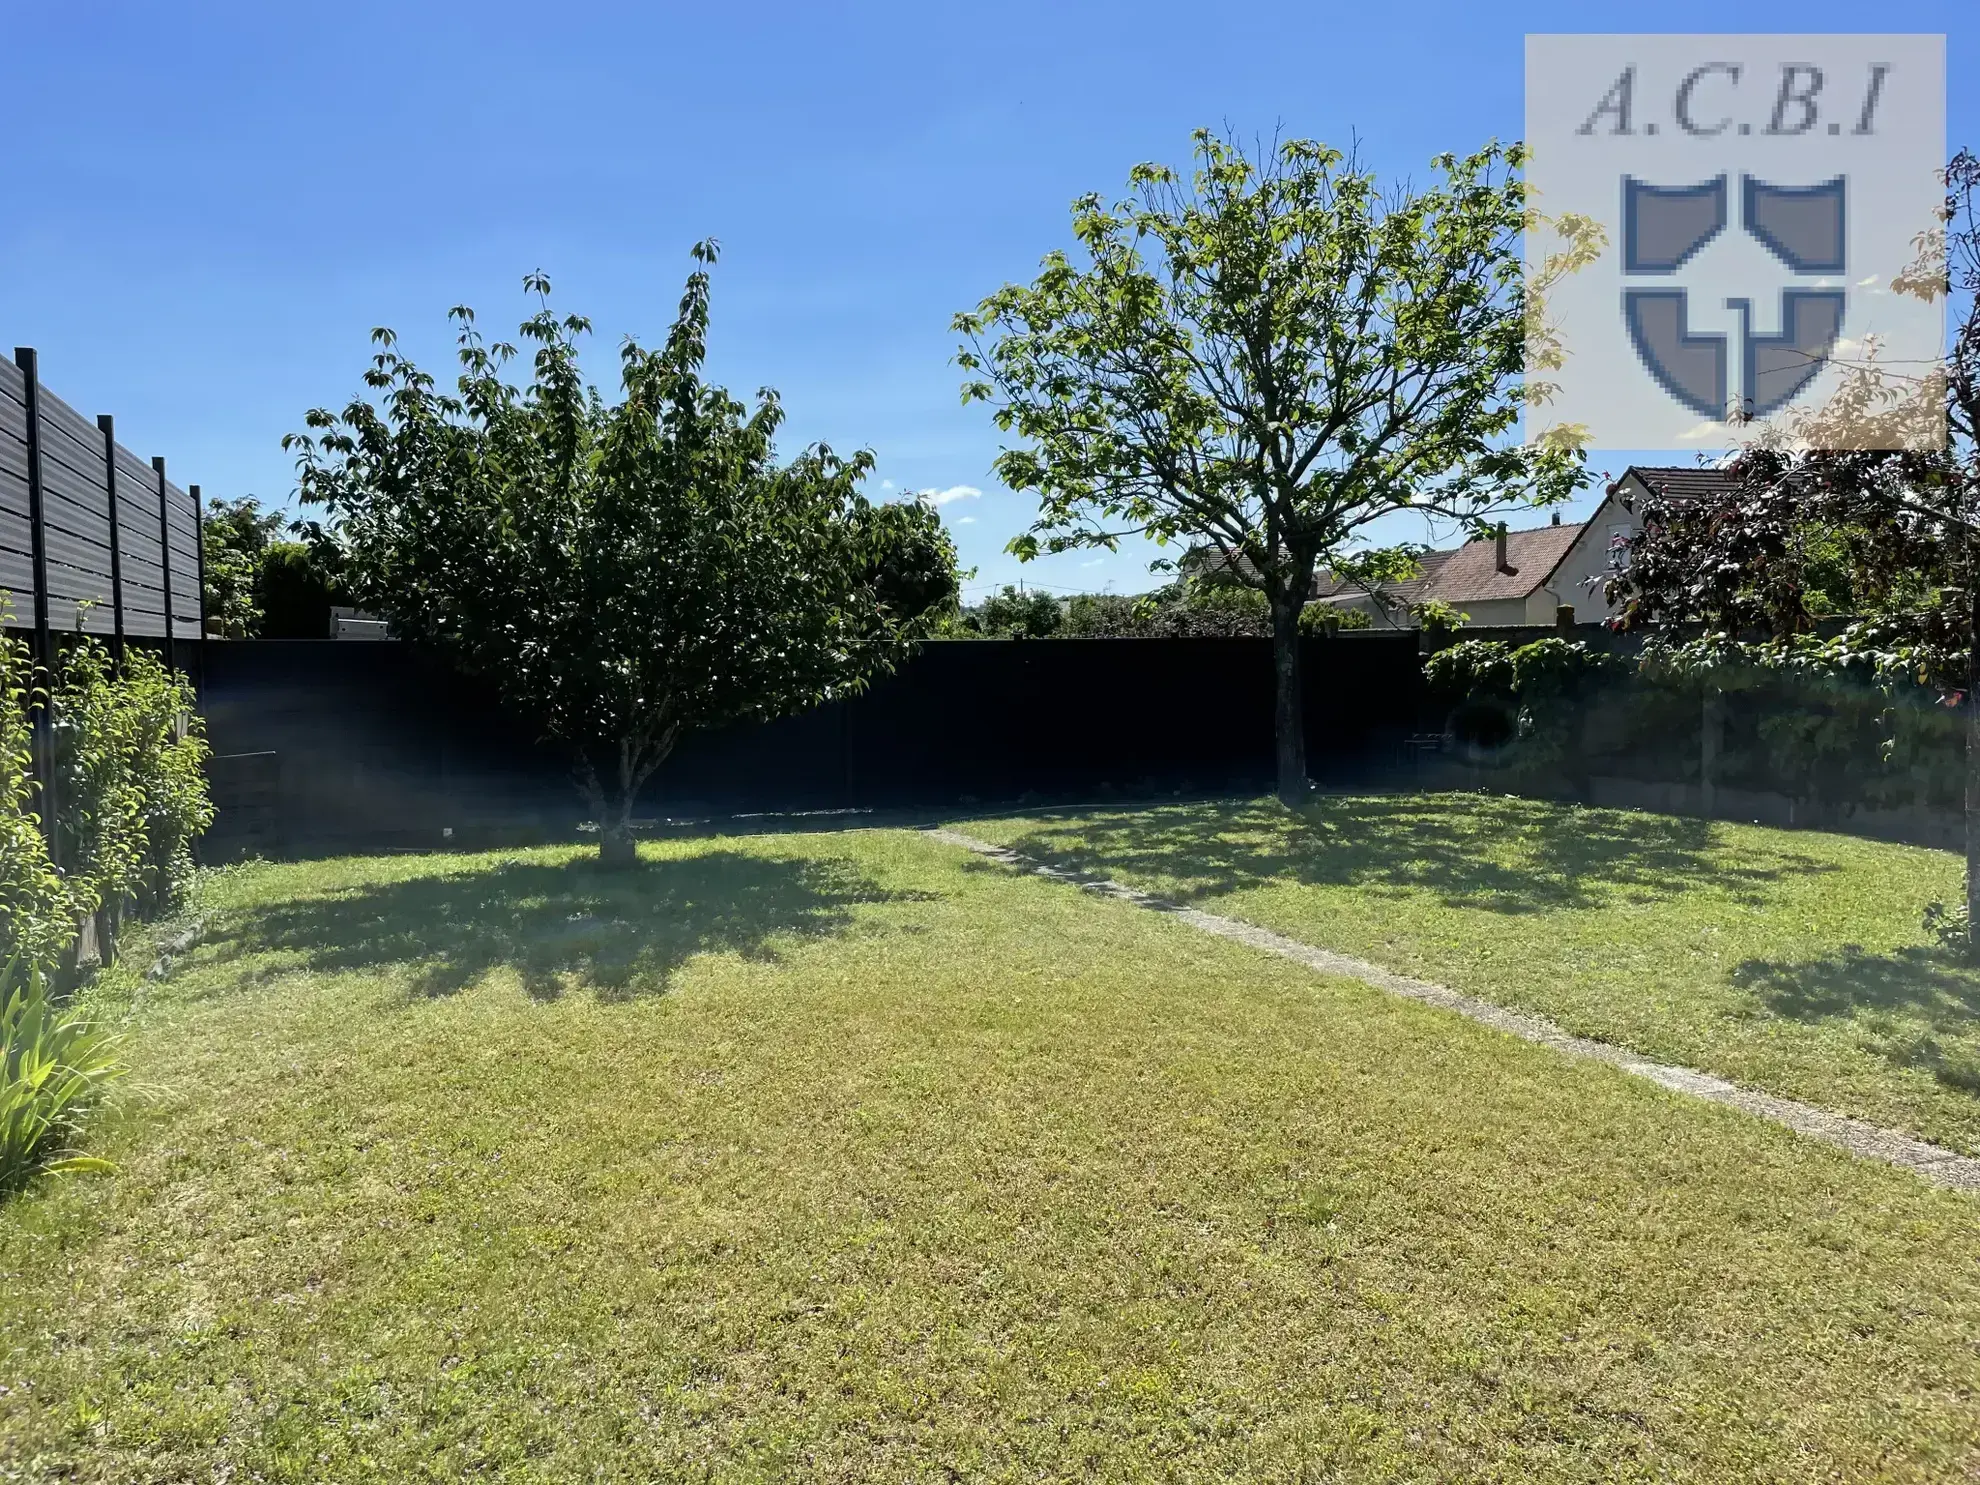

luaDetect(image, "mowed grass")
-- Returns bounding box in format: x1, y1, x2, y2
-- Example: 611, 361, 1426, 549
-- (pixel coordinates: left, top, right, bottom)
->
1, 829, 1978, 1481
958, 793, 1980, 1156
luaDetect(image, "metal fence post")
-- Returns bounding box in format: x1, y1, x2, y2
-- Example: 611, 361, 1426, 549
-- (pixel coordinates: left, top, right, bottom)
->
13, 347, 58, 860
189, 482, 207, 691
154, 455, 175, 670
98, 415, 126, 665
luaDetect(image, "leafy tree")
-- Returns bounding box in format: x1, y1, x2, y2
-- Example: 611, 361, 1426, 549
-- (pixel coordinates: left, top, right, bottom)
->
200, 497, 286, 638
963, 584, 1063, 639
1298, 604, 1372, 636
957, 130, 1593, 802
257, 541, 341, 638
287, 247, 958, 864
200, 497, 347, 638
1610, 148, 1980, 951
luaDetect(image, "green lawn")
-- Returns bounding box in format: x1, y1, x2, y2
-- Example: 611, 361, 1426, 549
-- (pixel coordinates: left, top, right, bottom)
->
3, 827, 1979, 1480
958, 793, 1980, 1156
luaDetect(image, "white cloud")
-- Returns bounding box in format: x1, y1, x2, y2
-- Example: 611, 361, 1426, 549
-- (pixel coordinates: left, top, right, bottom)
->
880, 479, 895, 490
1080, 558, 1105, 568
953, 515, 976, 525
918, 485, 982, 507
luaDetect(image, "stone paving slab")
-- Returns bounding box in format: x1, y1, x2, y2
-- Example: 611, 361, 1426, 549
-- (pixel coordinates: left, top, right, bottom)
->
927, 828, 1980, 1195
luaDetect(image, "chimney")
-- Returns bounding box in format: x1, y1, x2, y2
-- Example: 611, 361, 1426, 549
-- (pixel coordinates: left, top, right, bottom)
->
1551, 510, 1561, 526
1494, 522, 1513, 574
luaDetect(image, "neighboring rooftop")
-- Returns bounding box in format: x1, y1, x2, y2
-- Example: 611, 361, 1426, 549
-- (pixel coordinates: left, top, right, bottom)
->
1615, 465, 1738, 502
1316, 520, 1586, 608
1420, 521, 1586, 604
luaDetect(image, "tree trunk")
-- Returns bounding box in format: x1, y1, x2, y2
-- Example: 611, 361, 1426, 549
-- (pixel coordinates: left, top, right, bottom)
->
1966, 581, 1980, 960
576, 748, 636, 869
1270, 594, 1307, 807
93, 898, 120, 970
598, 819, 637, 869
599, 742, 640, 869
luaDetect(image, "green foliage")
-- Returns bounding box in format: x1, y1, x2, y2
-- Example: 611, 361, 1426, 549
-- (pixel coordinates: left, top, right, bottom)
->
956, 132, 1584, 588
1058, 592, 1145, 638
257, 541, 339, 639
48, 642, 212, 955
1424, 639, 1515, 704
969, 580, 1295, 640
287, 249, 958, 860
964, 585, 1063, 639
50, 642, 141, 945
119, 652, 214, 916
1430, 628, 1964, 809
3, 624, 211, 987
1924, 899, 1971, 955
956, 128, 1590, 797
200, 497, 287, 639
0, 636, 207, 1196
1, 955, 125, 1195
1298, 604, 1372, 637
1408, 599, 1470, 635
1426, 637, 1624, 766
1509, 636, 1627, 702
0, 630, 72, 980
1637, 631, 1966, 811
201, 498, 347, 639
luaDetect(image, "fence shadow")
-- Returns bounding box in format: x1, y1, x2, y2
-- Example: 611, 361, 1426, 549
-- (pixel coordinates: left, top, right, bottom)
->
206, 849, 928, 1002
982, 793, 1838, 914
1733, 946, 1980, 1092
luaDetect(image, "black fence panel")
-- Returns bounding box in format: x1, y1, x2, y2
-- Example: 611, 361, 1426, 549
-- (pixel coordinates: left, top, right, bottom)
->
197, 635, 1432, 857
0, 350, 204, 646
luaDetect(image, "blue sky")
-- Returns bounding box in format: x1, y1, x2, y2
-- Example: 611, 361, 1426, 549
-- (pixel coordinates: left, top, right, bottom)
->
2, 2, 1972, 600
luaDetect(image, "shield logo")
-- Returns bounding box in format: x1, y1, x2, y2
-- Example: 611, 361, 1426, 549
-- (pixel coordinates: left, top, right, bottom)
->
1620, 173, 1848, 421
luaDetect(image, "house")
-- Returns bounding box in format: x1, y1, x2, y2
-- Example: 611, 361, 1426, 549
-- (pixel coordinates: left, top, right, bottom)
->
1312, 464, 1738, 628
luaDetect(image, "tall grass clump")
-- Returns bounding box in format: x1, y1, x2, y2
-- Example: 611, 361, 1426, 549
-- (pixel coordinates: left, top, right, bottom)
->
1, 955, 123, 1192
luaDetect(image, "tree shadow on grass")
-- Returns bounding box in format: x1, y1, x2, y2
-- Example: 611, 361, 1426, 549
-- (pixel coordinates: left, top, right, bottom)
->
985, 793, 1837, 914
210, 850, 932, 1002
1733, 946, 1980, 1093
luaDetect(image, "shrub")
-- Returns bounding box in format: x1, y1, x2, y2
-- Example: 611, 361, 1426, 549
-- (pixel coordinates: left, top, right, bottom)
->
51, 641, 142, 961
1423, 639, 1515, 705
968, 584, 1064, 639
1409, 599, 1469, 635
1060, 592, 1149, 637
258, 541, 338, 638
1, 955, 125, 1193
0, 629, 207, 1197
1300, 605, 1372, 636
1426, 637, 1624, 769
1924, 899, 1970, 956
0, 628, 74, 980
48, 642, 212, 961
118, 652, 213, 916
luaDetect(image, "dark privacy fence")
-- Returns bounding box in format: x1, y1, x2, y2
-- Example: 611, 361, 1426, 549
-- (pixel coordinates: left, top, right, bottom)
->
199, 634, 1431, 856
0, 349, 205, 650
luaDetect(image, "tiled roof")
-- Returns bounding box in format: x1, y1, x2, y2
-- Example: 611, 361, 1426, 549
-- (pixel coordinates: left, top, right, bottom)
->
1314, 548, 1454, 603
1416, 522, 1586, 603
1316, 523, 1586, 606
1616, 465, 1738, 501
